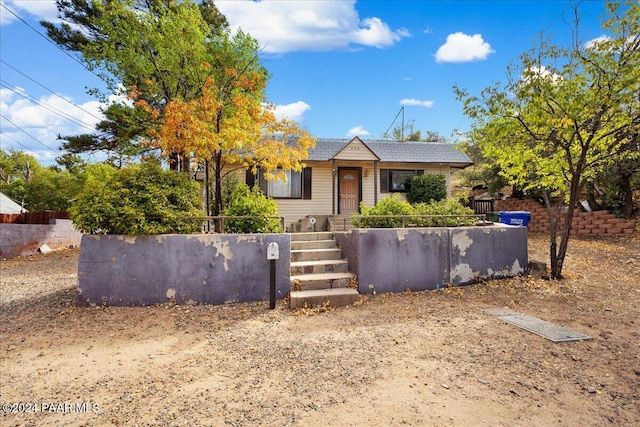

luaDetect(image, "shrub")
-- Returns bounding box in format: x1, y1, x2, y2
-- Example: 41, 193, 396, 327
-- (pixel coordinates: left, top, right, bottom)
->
355, 195, 475, 228
413, 198, 475, 226
70, 162, 203, 235
354, 194, 414, 228
407, 174, 447, 204
222, 184, 282, 233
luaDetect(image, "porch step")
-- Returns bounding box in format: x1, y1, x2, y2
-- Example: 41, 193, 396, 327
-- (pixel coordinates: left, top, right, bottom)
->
291, 239, 338, 250
291, 248, 343, 262
328, 216, 353, 232
288, 232, 359, 308
290, 288, 360, 309
291, 272, 355, 291
291, 232, 333, 241
290, 259, 350, 275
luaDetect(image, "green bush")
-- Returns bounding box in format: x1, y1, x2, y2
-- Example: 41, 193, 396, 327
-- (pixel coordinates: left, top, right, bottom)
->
70, 162, 203, 235
354, 194, 414, 228
355, 195, 475, 228
407, 174, 447, 204
413, 198, 475, 226
222, 184, 282, 233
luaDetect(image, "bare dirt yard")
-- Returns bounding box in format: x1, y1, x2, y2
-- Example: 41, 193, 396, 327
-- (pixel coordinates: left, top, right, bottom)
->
1, 233, 639, 426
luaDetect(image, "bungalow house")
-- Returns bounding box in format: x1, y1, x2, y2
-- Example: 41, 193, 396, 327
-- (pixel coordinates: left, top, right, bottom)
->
238, 136, 473, 231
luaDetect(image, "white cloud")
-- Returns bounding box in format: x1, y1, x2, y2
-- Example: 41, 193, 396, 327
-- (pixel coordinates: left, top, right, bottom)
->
0, 86, 106, 164
584, 35, 611, 50
215, 0, 409, 53
1, 0, 60, 26
347, 125, 370, 137
272, 101, 311, 123
521, 65, 561, 84
435, 32, 495, 63
400, 98, 434, 108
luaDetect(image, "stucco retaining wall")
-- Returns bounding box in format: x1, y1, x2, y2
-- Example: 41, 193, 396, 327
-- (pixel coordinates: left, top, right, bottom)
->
78, 233, 291, 306
335, 225, 527, 294
0, 219, 82, 259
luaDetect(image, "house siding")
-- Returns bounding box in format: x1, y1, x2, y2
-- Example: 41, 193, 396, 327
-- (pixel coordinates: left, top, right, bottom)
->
221, 161, 455, 228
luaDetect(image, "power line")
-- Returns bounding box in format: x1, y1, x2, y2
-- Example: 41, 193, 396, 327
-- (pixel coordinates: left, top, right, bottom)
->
0, 113, 59, 154
0, 3, 100, 78
0, 80, 97, 132
0, 59, 103, 122
0, 133, 47, 160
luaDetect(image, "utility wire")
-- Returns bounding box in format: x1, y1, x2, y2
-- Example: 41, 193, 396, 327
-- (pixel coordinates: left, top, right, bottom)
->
1, 80, 97, 132
0, 133, 46, 160
0, 3, 98, 76
0, 59, 103, 122
0, 113, 59, 154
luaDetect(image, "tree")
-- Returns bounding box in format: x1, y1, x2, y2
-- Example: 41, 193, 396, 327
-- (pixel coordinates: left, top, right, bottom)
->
388, 120, 449, 142
146, 31, 315, 216
455, 0, 640, 279
58, 103, 154, 167
42, 0, 229, 170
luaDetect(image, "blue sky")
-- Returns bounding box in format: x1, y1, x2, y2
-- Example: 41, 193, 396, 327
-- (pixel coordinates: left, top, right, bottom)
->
1, 0, 610, 165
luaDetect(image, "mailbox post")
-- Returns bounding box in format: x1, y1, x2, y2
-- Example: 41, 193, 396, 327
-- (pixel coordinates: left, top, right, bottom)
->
266, 242, 279, 309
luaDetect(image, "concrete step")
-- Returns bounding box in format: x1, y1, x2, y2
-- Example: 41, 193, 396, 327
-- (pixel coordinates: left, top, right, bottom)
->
290, 259, 349, 275
291, 272, 355, 291
290, 288, 360, 309
291, 248, 342, 262
291, 232, 333, 242
328, 217, 353, 232
291, 239, 337, 250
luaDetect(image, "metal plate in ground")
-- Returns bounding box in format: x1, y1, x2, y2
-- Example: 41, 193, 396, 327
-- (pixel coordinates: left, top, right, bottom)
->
482, 307, 592, 343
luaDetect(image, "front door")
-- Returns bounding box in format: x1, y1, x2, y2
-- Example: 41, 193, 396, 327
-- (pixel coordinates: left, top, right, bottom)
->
339, 169, 360, 214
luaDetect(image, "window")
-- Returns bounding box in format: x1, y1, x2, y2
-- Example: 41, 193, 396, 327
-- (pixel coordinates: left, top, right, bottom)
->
262, 170, 301, 198
247, 168, 312, 199
380, 169, 423, 193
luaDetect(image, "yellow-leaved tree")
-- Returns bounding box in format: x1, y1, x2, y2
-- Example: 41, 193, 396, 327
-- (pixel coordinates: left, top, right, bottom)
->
141, 30, 315, 216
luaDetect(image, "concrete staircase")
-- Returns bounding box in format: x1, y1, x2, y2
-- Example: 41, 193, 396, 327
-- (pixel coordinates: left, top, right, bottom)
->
328, 216, 353, 232
289, 232, 359, 309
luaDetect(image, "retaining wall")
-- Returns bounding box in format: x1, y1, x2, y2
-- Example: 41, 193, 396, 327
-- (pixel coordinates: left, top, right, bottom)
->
0, 219, 83, 259
78, 234, 291, 306
335, 225, 527, 294
495, 198, 636, 236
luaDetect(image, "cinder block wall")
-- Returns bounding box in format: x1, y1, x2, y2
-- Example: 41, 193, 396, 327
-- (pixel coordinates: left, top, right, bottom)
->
78, 234, 291, 306
495, 199, 636, 236
0, 219, 82, 258
335, 225, 528, 294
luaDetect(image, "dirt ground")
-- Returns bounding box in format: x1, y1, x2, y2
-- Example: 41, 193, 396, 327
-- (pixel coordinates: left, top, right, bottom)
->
1, 233, 639, 426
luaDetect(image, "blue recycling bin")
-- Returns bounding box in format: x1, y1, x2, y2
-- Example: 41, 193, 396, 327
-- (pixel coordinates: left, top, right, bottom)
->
498, 211, 531, 226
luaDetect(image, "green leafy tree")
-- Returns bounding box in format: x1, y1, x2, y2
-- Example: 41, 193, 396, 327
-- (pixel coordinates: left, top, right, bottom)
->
455, 0, 640, 278
70, 162, 202, 235
42, 0, 229, 171
58, 103, 154, 167
222, 184, 281, 233
388, 120, 449, 142
0, 150, 80, 211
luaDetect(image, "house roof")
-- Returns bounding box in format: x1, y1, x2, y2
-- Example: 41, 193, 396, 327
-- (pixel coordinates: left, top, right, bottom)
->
305, 137, 472, 167
0, 192, 25, 214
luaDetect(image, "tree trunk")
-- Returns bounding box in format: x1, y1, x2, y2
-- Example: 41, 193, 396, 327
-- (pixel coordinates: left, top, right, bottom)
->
168, 153, 179, 170
620, 172, 634, 219
542, 190, 559, 276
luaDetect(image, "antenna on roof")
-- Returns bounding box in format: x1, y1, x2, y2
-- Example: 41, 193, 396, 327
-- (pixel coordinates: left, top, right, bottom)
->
382, 106, 404, 140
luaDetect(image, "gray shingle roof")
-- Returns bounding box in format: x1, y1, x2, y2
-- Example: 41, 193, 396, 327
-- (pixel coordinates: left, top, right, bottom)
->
306, 138, 472, 166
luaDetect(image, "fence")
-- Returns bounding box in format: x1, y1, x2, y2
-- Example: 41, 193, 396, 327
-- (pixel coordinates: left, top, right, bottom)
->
0, 211, 70, 224
352, 214, 489, 228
